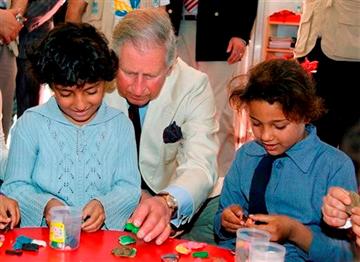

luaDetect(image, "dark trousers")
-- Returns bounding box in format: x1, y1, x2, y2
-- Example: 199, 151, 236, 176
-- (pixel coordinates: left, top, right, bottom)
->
303, 40, 360, 148
16, 58, 40, 118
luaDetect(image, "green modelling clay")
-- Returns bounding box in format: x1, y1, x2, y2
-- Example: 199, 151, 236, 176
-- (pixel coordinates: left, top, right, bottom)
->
192, 251, 209, 258
119, 235, 136, 245
131, 226, 139, 234
124, 222, 140, 234
112, 246, 137, 257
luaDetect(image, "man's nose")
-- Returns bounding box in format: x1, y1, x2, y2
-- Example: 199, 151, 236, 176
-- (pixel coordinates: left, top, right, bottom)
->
132, 75, 145, 96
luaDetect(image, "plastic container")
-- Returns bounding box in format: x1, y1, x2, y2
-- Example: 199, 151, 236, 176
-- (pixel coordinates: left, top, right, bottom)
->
49, 206, 82, 250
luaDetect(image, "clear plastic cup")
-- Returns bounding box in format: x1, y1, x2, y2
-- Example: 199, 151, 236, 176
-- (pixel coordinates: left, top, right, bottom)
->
249, 242, 286, 262
49, 206, 82, 251
235, 228, 271, 262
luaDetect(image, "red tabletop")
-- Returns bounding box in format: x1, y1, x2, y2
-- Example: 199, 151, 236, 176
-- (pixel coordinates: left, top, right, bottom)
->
0, 228, 233, 261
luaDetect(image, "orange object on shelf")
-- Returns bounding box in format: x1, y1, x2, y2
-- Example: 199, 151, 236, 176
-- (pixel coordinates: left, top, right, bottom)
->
269, 10, 301, 23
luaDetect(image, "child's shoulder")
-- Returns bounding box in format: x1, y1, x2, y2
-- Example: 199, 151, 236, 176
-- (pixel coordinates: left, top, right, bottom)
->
235, 140, 263, 159
317, 140, 353, 163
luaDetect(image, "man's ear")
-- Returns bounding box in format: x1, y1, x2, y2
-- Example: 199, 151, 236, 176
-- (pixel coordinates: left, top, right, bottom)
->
166, 58, 178, 76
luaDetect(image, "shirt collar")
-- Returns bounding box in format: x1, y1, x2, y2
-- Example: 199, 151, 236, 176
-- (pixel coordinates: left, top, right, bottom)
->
28, 96, 120, 126
244, 124, 320, 173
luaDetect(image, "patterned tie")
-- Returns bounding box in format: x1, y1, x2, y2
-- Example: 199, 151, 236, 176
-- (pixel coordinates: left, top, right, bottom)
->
248, 154, 285, 215
184, 0, 198, 12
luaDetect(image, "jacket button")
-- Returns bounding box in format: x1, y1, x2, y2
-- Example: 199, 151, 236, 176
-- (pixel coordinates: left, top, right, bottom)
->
214, 12, 219, 16
168, 9, 173, 14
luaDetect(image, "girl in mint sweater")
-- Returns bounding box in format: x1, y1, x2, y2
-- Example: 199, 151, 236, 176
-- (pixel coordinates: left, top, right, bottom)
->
1, 23, 141, 231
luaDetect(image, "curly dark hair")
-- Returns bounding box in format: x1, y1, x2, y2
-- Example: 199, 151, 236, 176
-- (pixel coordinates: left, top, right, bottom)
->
27, 22, 118, 88
230, 59, 326, 122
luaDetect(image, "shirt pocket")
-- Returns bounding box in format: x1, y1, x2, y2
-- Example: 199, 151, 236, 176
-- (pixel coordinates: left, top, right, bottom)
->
163, 141, 181, 164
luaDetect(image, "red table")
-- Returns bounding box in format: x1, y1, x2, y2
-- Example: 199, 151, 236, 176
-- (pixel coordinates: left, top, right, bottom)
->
0, 228, 233, 261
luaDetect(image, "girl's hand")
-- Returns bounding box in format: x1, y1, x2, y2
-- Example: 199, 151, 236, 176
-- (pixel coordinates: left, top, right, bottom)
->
249, 214, 293, 242
82, 199, 105, 232
250, 214, 313, 252
221, 205, 247, 233
44, 198, 65, 226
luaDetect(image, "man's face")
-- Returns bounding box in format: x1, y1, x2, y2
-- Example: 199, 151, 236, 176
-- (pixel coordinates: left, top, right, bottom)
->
116, 42, 171, 106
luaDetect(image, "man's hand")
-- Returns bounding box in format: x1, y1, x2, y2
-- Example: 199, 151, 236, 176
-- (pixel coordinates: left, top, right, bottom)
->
44, 198, 65, 226
226, 37, 247, 64
0, 195, 20, 229
81, 199, 105, 232
0, 9, 23, 44
322, 187, 351, 227
221, 205, 247, 233
128, 192, 172, 245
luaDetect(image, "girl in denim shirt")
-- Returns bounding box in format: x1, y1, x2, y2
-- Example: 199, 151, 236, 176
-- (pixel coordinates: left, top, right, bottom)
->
215, 59, 357, 261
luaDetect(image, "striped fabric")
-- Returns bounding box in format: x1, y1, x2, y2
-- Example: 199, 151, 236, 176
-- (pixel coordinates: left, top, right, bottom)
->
184, 0, 198, 12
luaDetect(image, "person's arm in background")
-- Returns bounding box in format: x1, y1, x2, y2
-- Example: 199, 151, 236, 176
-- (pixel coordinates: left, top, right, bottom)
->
10, 0, 27, 15
65, 0, 87, 23
0, 0, 26, 44
226, 1, 258, 64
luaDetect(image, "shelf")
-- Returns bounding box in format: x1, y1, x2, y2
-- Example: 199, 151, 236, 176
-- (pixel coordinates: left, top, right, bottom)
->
262, 13, 300, 61
268, 21, 299, 26
266, 48, 294, 53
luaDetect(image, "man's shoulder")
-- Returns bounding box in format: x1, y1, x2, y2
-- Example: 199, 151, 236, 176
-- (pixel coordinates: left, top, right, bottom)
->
165, 58, 211, 97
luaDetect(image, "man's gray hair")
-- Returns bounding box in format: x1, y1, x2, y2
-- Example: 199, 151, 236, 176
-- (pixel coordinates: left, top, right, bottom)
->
112, 8, 177, 67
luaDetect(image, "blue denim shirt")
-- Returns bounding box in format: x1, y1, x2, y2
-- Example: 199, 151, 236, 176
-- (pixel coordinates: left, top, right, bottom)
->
214, 125, 357, 261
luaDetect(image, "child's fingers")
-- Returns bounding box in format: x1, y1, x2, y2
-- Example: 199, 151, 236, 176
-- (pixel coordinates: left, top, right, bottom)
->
222, 220, 243, 233
249, 214, 271, 223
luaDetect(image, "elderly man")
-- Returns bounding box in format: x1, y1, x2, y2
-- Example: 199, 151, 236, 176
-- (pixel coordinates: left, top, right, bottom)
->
105, 8, 219, 245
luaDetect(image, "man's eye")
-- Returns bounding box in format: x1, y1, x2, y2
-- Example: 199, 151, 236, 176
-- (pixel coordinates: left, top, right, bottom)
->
275, 125, 286, 130
144, 74, 156, 80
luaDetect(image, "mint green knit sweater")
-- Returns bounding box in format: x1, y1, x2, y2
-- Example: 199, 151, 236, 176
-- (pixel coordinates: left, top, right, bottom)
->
1, 97, 140, 229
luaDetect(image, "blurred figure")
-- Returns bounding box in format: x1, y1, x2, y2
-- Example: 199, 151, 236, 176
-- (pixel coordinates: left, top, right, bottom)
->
294, 0, 360, 149
65, 0, 169, 42
16, 0, 66, 118
0, 0, 27, 140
